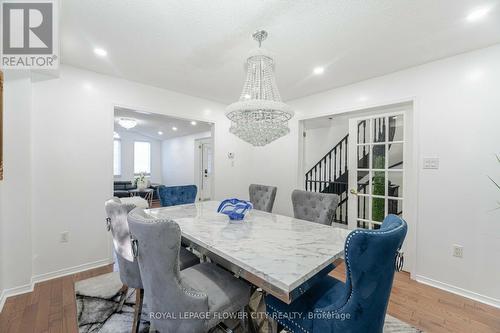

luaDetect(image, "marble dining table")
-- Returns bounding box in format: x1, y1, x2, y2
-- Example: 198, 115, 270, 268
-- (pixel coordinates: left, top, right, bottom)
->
144, 200, 351, 304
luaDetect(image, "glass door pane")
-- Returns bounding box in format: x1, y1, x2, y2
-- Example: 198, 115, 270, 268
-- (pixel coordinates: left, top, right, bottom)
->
352, 113, 405, 229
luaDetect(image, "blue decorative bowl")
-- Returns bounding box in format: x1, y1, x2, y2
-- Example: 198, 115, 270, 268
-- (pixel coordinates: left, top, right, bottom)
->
217, 199, 253, 221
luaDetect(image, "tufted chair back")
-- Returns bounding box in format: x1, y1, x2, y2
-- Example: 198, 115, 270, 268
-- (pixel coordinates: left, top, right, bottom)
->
249, 184, 277, 212
291, 190, 339, 225
104, 198, 142, 289
315, 215, 407, 332
157, 185, 197, 207
128, 208, 209, 332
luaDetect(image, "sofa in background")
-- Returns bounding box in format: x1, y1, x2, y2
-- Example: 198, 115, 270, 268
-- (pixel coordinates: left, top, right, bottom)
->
113, 181, 160, 200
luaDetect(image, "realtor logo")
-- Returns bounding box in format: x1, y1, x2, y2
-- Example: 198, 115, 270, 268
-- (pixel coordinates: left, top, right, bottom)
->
1, 1, 58, 69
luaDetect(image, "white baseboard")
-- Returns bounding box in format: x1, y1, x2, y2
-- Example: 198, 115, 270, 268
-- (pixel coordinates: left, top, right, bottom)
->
31, 258, 113, 284
416, 275, 500, 309
0, 282, 34, 313
0, 258, 113, 313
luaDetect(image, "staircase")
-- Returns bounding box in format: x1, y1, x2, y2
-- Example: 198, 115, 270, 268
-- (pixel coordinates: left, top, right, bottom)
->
305, 118, 400, 225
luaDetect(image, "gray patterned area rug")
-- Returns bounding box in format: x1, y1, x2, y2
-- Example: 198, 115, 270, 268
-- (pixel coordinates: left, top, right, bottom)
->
75, 272, 422, 333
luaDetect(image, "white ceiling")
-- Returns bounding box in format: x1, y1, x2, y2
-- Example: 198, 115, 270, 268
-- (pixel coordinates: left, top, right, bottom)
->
114, 107, 212, 140
62, 0, 500, 103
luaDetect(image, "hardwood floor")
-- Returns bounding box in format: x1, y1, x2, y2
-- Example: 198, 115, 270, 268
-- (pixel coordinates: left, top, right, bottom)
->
329, 259, 500, 333
0, 261, 499, 333
0, 265, 113, 333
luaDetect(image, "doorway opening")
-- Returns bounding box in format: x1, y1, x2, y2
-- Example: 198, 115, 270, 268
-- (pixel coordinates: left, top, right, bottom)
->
194, 137, 213, 201
112, 106, 214, 207
300, 101, 415, 272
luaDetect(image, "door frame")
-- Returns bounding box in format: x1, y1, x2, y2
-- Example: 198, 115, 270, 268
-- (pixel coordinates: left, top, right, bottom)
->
108, 102, 217, 261
194, 136, 214, 201
297, 98, 419, 278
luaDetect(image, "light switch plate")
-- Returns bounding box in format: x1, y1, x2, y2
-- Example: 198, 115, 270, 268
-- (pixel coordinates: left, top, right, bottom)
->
423, 157, 439, 169
60, 231, 69, 243
453, 244, 464, 258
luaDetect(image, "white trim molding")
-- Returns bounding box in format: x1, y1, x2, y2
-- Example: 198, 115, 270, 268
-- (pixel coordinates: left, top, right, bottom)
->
416, 275, 500, 309
0, 258, 113, 313
0, 283, 34, 313
31, 258, 113, 284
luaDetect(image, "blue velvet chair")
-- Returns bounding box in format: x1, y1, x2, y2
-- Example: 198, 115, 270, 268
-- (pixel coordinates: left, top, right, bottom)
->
157, 185, 197, 207
265, 214, 407, 333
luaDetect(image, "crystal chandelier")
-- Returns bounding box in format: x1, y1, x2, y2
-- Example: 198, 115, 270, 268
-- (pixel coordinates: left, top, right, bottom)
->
226, 30, 294, 146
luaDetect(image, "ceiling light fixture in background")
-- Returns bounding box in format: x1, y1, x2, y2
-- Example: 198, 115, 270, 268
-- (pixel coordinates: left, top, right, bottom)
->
172, 126, 178, 131
191, 121, 197, 126
158, 131, 163, 135
118, 118, 137, 129
313, 66, 325, 75
94, 48, 108, 57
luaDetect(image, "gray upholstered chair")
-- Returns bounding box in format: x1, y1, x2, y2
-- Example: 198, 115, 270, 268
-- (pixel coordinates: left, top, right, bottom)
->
291, 190, 340, 225
105, 198, 199, 332
249, 184, 277, 213
128, 208, 251, 333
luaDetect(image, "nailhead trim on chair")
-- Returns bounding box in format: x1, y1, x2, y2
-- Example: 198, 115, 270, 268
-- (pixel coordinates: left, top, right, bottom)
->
129, 209, 208, 299
267, 303, 310, 333
266, 220, 407, 333
182, 287, 207, 298
313, 222, 407, 317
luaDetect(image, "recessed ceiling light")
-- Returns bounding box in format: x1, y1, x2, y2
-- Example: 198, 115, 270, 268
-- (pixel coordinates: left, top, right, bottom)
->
158, 131, 163, 135
466, 7, 491, 22
94, 48, 108, 57
244, 94, 251, 99
118, 118, 137, 130
313, 66, 325, 75
172, 126, 178, 131
191, 121, 197, 126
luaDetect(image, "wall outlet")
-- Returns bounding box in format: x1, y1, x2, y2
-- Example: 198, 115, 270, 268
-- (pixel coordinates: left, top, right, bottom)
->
452, 244, 463, 258
60, 231, 69, 243
423, 157, 439, 169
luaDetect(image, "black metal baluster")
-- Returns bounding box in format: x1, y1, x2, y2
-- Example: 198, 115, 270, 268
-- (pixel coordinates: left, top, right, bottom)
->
319, 162, 322, 192
314, 167, 317, 192
344, 137, 348, 173
339, 144, 343, 179
328, 152, 332, 182
324, 159, 327, 189
333, 148, 337, 180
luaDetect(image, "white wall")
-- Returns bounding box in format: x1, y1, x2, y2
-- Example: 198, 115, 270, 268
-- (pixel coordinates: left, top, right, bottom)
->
114, 130, 162, 184
2, 43, 500, 310
304, 115, 349, 172
276, 44, 500, 306
161, 131, 211, 186
30, 65, 253, 279
0, 70, 33, 301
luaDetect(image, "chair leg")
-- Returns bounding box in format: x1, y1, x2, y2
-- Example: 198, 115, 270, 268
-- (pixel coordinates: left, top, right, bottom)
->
116, 285, 129, 312
243, 305, 257, 333
132, 288, 144, 333
268, 316, 278, 333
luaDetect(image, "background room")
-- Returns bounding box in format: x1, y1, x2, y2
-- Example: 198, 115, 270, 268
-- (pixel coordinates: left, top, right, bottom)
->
113, 107, 214, 206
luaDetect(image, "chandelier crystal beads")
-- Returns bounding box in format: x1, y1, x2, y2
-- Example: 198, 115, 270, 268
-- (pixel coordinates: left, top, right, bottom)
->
226, 30, 294, 146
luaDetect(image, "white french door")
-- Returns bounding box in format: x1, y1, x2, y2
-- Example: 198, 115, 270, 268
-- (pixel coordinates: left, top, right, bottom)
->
347, 112, 406, 230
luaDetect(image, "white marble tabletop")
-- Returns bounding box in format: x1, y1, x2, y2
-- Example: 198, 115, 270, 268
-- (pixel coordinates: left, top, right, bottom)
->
145, 201, 351, 303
